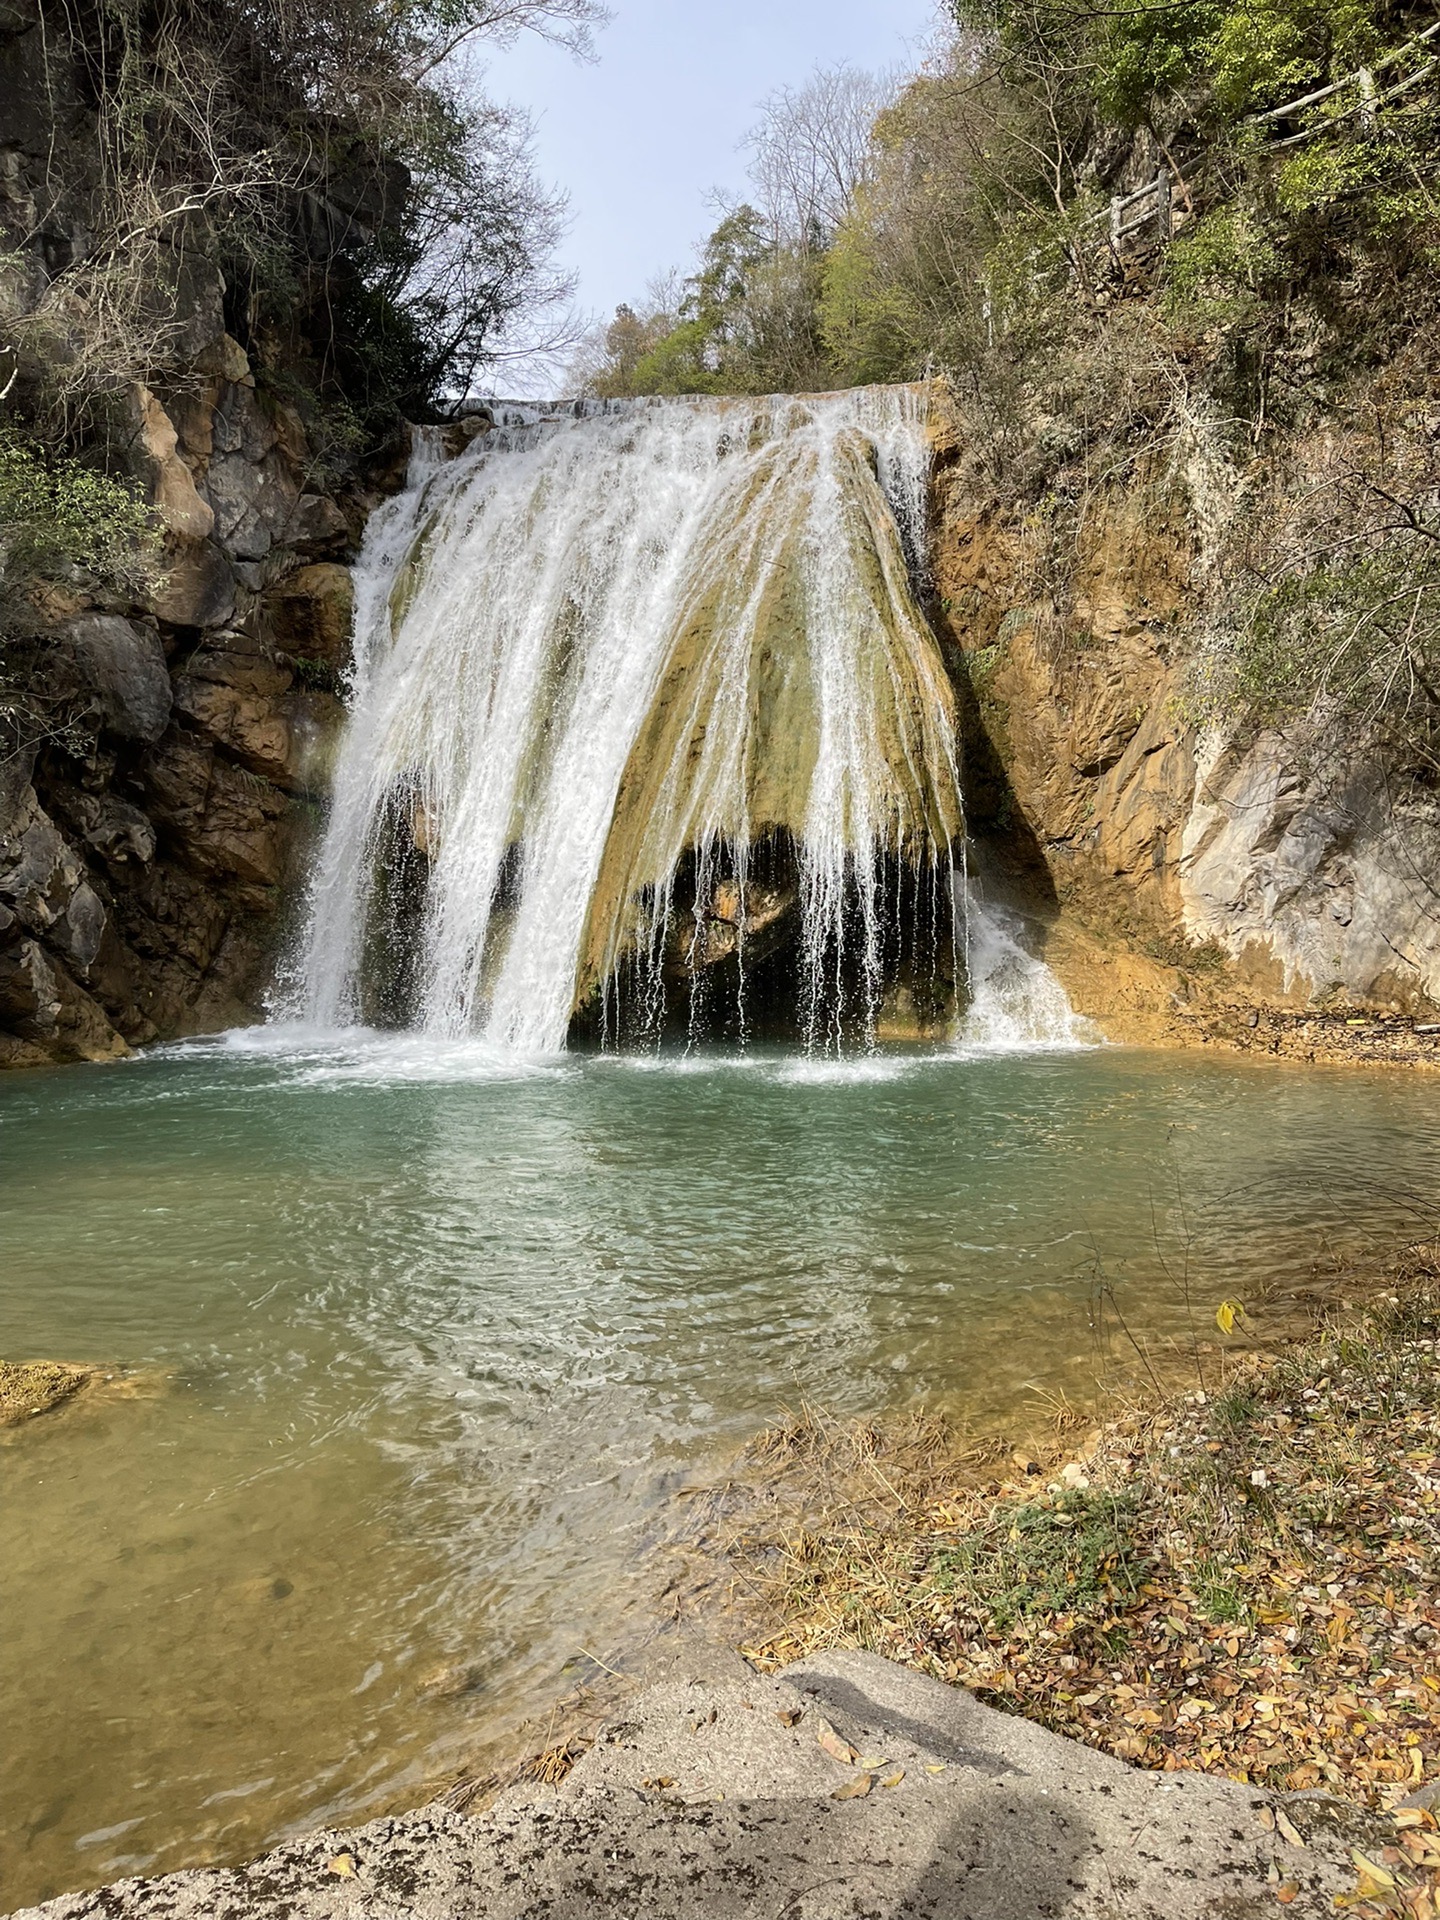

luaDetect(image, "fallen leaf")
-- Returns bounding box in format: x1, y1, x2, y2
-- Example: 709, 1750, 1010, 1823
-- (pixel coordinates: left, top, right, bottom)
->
776, 1707, 802, 1727
1351, 1849, 1396, 1888
816, 1722, 859, 1765
831, 1773, 873, 1800
1275, 1809, 1306, 1849
1275, 1883, 1299, 1904
879, 1767, 906, 1788
326, 1854, 356, 1878
1256, 1806, 1277, 1832
641, 1776, 676, 1790
924, 1763, 948, 1775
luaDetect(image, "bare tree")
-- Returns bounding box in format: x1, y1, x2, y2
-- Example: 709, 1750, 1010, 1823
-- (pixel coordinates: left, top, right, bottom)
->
742, 63, 900, 251
2, 0, 604, 427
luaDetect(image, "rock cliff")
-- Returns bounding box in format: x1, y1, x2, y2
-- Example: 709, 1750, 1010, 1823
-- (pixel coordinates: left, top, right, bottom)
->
927, 397, 1440, 1052
6, 348, 1438, 1068
0, 355, 369, 1066
0, 0, 390, 1068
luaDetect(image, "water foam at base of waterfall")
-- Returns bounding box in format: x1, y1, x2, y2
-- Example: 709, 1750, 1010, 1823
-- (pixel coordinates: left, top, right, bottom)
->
957, 898, 1097, 1053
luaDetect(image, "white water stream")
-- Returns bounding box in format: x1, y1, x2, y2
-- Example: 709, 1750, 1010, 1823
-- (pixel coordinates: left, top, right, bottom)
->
288, 388, 1084, 1053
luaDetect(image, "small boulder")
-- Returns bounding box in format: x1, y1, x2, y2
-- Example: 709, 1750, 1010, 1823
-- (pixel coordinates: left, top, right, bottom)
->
59, 613, 172, 742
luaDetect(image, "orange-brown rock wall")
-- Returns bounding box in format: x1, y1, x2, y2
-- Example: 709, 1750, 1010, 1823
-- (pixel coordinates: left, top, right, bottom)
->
926, 401, 1440, 1049
0, 351, 377, 1068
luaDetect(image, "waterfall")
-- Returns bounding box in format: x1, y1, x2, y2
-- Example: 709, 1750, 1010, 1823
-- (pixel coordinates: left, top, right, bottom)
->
956, 899, 1095, 1051
287, 387, 1084, 1055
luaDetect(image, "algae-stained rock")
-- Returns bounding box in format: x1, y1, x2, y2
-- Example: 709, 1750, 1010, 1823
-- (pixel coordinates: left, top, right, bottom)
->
0, 1360, 92, 1425
581, 422, 962, 997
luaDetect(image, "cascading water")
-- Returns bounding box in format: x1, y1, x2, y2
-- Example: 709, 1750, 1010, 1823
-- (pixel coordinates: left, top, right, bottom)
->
287, 386, 1085, 1054
955, 899, 1096, 1051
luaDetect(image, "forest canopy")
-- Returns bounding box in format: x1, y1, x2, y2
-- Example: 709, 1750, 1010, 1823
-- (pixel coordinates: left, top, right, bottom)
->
576, 0, 1439, 398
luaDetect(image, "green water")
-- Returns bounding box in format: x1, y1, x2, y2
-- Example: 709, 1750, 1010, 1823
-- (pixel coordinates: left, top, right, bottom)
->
3, 1032, 1439, 1908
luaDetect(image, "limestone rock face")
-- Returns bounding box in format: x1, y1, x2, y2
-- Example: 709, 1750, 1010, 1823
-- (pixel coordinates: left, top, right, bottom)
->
0, 786, 106, 969
0, 383, 366, 1069
263, 563, 355, 666
931, 445, 1440, 1029
128, 386, 215, 540
0, 3, 381, 1069
142, 538, 239, 629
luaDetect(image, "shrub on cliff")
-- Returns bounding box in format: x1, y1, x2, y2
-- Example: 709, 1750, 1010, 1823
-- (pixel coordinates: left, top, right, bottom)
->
1, 0, 595, 438
0, 429, 155, 601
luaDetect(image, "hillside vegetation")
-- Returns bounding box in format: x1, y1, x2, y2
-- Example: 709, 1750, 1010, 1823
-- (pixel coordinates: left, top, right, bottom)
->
580, 0, 1439, 765
0, 0, 592, 634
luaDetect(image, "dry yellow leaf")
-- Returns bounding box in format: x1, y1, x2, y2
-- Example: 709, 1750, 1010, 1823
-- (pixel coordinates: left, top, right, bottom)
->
879, 1767, 906, 1788
831, 1773, 874, 1800
1395, 1808, 1437, 1831
816, 1722, 858, 1765
326, 1854, 356, 1878
1350, 1849, 1396, 1888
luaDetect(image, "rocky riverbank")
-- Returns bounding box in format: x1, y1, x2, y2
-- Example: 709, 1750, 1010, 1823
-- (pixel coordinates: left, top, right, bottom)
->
9, 1280, 1440, 1917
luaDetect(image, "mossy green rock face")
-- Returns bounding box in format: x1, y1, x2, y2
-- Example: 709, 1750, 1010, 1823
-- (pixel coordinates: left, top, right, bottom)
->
294, 389, 964, 1048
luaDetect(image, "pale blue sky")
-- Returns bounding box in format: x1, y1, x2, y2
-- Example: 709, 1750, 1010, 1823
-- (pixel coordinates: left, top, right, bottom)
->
484, 0, 937, 324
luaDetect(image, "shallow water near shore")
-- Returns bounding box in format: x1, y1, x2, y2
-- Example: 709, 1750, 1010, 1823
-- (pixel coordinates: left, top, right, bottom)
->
3, 1033, 1440, 1908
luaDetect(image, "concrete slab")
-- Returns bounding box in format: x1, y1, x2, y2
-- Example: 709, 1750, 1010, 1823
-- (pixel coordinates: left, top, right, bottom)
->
10, 1650, 1384, 1919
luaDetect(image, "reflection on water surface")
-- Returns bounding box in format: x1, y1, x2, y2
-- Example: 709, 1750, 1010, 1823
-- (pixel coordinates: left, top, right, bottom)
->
3, 1031, 1439, 1905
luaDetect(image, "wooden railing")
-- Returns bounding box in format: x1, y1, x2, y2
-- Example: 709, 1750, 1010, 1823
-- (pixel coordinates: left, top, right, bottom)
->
1244, 17, 1440, 150
1102, 170, 1177, 248
984, 17, 1438, 309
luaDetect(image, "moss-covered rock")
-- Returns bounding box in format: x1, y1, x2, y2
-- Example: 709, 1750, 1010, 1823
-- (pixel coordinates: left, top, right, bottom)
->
0, 1359, 92, 1425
